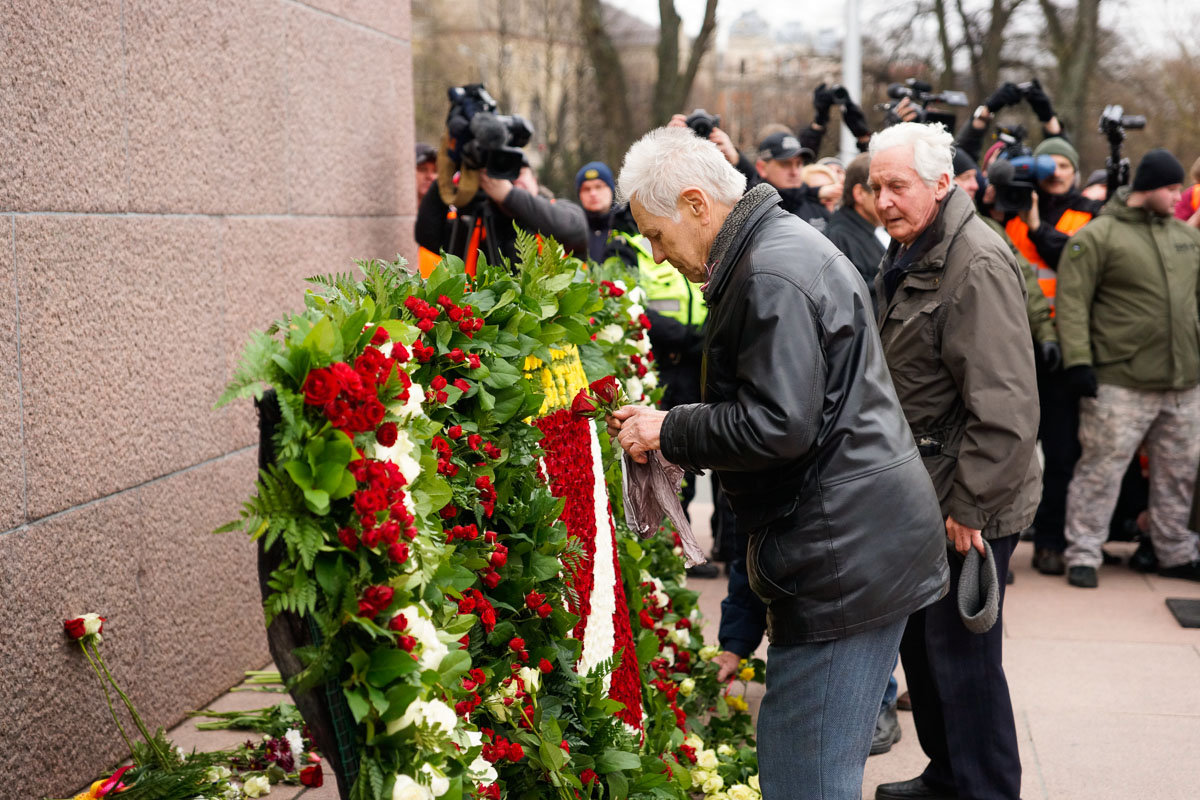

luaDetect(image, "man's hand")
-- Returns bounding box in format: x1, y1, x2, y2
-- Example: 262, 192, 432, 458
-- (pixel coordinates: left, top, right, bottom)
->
946, 516, 985, 556
606, 405, 667, 464
813, 83, 835, 127
479, 173, 513, 205
1024, 79, 1056, 123
1065, 364, 1099, 398
894, 97, 920, 123
1017, 192, 1041, 233
708, 126, 740, 165
713, 650, 741, 682
984, 82, 1023, 113
818, 182, 843, 205
667, 113, 689, 129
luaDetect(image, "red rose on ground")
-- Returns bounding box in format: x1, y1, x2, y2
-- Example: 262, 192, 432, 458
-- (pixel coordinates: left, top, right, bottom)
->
589, 375, 619, 404
302, 368, 339, 406
375, 422, 398, 447
299, 764, 323, 787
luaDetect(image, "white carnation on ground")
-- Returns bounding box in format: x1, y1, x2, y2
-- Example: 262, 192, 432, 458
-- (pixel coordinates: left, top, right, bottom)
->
284, 728, 304, 760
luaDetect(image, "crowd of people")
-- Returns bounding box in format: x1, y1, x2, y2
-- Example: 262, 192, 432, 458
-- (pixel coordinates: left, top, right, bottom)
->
413, 80, 1200, 800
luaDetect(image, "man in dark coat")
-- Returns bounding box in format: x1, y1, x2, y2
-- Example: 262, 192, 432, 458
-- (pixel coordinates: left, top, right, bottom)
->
869, 122, 1042, 800
607, 125, 948, 800
824, 152, 887, 302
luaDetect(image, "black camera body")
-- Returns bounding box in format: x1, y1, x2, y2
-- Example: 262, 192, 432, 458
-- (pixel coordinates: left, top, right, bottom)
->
685, 108, 720, 139
1099, 104, 1146, 145
880, 79, 968, 130
446, 84, 533, 181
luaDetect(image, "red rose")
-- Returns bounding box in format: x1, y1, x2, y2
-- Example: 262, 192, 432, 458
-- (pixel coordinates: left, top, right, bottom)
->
299, 764, 323, 788
354, 488, 387, 516
387, 541, 410, 564
63, 617, 86, 639
489, 547, 507, 568
417, 319, 434, 332
375, 422, 398, 447
388, 613, 408, 632
589, 375, 619, 404
392, 343, 410, 362
453, 378, 471, 392
398, 635, 417, 652
337, 527, 359, 551
570, 389, 597, 418
430, 375, 448, 391
539, 658, 554, 673
447, 347, 465, 362
447, 425, 463, 439
467, 433, 483, 450
479, 604, 496, 631
508, 743, 525, 761
482, 570, 501, 589
582, 769, 599, 785
509, 637, 525, 651
468, 354, 481, 369
435, 390, 449, 404
361, 527, 382, 549
525, 591, 545, 609
302, 368, 340, 406
537, 603, 552, 619
362, 399, 386, 427
639, 313, 652, 329
330, 362, 362, 394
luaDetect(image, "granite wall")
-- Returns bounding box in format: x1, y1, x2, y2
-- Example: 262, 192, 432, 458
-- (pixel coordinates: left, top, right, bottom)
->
0, 1, 416, 794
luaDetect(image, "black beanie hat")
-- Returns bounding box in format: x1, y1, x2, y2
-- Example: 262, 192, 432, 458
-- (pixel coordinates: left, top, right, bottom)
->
1132, 149, 1185, 192
952, 148, 979, 178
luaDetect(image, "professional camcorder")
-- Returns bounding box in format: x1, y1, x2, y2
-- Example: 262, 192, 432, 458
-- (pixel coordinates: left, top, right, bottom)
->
685, 108, 721, 139
988, 155, 1056, 214
1098, 104, 1146, 196
880, 79, 968, 130
445, 84, 533, 181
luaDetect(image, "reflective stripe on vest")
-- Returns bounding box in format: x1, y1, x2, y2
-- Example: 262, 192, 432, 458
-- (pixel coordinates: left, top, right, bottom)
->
1192, 185, 1200, 212
1005, 207, 1092, 312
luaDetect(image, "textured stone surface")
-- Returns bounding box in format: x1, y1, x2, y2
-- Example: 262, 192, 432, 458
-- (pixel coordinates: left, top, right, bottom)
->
285, 3, 409, 216
0, 218, 24, 530
0, 450, 267, 799
123, 0, 288, 214
300, 0, 411, 39
0, 1, 128, 212
15, 216, 233, 518
219, 215, 412, 448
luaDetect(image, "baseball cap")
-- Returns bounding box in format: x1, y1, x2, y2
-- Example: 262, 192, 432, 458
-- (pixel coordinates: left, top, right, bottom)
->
757, 132, 815, 164
416, 142, 436, 166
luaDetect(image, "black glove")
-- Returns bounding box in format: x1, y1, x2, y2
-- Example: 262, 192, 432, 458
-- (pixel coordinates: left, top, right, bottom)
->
984, 82, 1024, 113
813, 83, 835, 127
1038, 340, 1063, 372
1024, 79, 1056, 122
842, 99, 872, 139
1065, 364, 1098, 397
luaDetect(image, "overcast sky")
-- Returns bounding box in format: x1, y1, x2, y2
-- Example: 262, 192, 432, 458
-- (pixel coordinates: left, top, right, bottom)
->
607, 0, 1189, 54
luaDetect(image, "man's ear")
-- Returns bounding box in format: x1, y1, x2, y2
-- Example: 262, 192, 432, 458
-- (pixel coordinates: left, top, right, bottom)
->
933, 172, 952, 201
755, 160, 768, 180
679, 188, 708, 219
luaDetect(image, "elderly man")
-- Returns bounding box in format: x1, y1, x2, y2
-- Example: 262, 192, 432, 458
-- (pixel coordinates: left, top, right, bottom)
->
869, 123, 1042, 800
608, 126, 948, 799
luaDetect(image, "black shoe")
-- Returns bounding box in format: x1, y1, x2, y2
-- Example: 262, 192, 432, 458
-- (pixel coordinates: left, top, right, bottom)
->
1158, 560, 1200, 582
685, 562, 720, 579
1067, 565, 1098, 588
1102, 548, 1123, 566
1006, 569, 1015, 585
1033, 548, 1066, 575
869, 703, 901, 755
875, 776, 957, 799
1129, 540, 1159, 573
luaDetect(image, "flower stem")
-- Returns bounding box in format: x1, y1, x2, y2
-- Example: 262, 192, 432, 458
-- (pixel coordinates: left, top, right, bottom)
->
79, 640, 141, 766
89, 640, 173, 771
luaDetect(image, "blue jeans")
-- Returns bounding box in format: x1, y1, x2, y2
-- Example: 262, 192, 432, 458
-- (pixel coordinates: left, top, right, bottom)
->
882, 655, 899, 709
757, 619, 907, 800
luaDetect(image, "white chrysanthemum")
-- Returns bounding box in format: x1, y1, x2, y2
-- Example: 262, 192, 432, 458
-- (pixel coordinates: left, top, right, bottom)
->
284, 728, 304, 760
419, 764, 450, 797
697, 749, 719, 769
392, 774, 433, 800
597, 324, 625, 343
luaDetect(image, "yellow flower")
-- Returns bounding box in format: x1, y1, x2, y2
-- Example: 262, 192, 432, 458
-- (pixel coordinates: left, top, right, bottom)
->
726, 694, 749, 712
738, 665, 756, 682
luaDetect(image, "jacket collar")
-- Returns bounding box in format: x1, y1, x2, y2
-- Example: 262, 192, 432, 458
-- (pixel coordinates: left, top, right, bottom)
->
1104, 186, 1170, 226
704, 183, 782, 303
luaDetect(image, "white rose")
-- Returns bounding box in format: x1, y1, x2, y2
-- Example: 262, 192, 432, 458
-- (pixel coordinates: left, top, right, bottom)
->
728, 784, 757, 800
698, 645, 720, 661
392, 774, 433, 800
703, 774, 725, 793
419, 764, 450, 797
388, 698, 457, 735
628, 285, 647, 305
627, 303, 645, 321
398, 383, 426, 419
748, 774, 760, 792
717, 744, 735, 757
684, 733, 705, 750
626, 376, 644, 401
518, 666, 542, 694
243, 775, 271, 798
635, 336, 652, 355
709, 793, 730, 800
642, 369, 658, 389
221, 786, 241, 800
396, 605, 448, 671
690, 769, 711, 786
670, 627, 691, 648
697, 749, 719, 769
373, 428, 422, 485
204, 766, 232, 784
597, 324, 625, 344
79, 613, 104, 638
613, 279, 628, 293
673, 545, 684, 556
678, 677, 695, 697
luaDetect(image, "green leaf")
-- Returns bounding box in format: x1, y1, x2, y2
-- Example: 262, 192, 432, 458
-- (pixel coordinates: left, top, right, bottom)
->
345, 689, 371, 723
558, 317, 590, 344
302, 487, 330, 516
608, 771, 630, 799
491, 386, 528, 424
437, 649, 472, 685
436, 564, 478, 592
331, 468, 358, 500
536, 323, 568, 344
548, 607, 580, 637
313, 461, 348, 494
303, 316, 338, 358
366, 649, 420, 687
283, 460, 313, 490
636, 630, 660, 663
380, 684, 421, 723
528, 551, 561, 581
482, 357, 522, 389
556, 283, 592, 316
542, 273, 574, 293
596, 749, 642, 773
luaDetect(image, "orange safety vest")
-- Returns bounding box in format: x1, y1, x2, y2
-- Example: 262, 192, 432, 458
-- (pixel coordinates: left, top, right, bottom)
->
1006, 208, 1092, 312
1191, 185, 1200, 213
418, 211, 544, 280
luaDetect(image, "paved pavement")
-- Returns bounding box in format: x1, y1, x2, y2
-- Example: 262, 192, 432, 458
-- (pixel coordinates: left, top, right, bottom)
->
161, 482, 1200, 800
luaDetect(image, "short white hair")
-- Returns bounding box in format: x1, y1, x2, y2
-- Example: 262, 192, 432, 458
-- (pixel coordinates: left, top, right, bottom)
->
869, 122, 955, 187
617, 127, 747, 220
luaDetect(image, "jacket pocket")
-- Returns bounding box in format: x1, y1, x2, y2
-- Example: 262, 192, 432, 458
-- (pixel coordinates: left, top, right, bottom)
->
743, 496, 834, 603
1093, 319, 1156, 366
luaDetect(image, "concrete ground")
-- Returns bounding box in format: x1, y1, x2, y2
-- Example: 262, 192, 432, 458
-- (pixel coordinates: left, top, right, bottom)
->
160, 480, 1200, 800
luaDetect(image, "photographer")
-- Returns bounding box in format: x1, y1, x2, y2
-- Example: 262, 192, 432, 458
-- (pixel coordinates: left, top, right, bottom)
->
667, 110, 760, 189
801, 83, 874, 158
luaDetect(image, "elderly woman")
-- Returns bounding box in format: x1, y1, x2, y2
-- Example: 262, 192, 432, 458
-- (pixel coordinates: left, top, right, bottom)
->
607, 126, 948, 800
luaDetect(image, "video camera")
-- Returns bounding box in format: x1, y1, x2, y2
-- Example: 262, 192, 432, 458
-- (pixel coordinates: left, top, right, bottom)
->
685, 108, 721, 139
445, 84, 533, 181
879, 79, 969, 130
1098, 104, 1146, 197
988, 155, 1057, 214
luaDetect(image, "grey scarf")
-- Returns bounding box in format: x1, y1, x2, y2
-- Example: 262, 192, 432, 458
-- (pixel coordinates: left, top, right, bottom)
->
706, 182, 779, 278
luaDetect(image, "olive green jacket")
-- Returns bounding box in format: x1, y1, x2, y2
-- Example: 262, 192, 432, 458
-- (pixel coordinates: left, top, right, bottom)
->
1057, 187, 1200, 390
980, 214, 1056, 346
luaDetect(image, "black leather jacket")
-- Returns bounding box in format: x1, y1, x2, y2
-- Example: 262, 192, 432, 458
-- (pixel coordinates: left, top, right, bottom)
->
661, 185, 948, 644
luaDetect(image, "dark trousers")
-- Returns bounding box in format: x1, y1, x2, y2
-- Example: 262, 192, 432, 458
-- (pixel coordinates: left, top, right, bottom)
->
900, 534, 1020, 800
1034, 367, 1080, 552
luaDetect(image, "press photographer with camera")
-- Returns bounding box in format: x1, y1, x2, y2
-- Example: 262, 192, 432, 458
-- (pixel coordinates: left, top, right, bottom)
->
802, 82, 875, 155
415, 85, 586, 272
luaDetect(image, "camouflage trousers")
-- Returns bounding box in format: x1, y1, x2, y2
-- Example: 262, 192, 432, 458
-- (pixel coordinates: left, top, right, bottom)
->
1065, 383, 1200, 569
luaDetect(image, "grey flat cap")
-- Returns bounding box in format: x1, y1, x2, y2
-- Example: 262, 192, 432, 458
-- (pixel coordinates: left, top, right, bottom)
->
957, 539, 1000, 634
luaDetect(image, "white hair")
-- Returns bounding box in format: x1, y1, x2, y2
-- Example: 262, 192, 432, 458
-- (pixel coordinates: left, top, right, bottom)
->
869, 122, 955, 187
616, 127, 747, 220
